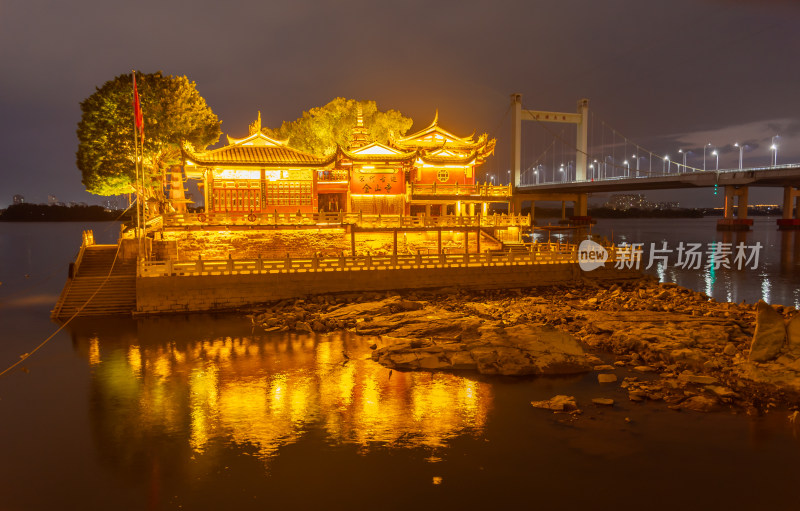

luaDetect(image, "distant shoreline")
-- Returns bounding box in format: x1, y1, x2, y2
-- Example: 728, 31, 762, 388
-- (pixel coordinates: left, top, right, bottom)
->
0, 204, 129, 222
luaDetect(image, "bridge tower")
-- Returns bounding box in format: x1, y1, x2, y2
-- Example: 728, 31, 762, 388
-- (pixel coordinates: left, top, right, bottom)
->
510, 94, 589, 187
510, 94, 590, 221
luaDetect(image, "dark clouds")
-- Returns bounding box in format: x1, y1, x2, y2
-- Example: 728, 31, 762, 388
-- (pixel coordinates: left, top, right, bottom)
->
1, 0, 798, 207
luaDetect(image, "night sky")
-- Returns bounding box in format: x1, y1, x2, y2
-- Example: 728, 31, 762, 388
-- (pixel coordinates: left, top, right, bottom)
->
1, 0, 798, 208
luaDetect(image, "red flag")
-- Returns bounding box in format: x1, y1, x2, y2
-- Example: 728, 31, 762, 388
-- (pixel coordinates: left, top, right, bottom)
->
133, 73, 144, 145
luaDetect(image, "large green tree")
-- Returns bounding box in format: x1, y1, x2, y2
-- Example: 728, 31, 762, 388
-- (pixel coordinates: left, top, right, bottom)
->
264, 98, 413, 156
77, 71, 221, 196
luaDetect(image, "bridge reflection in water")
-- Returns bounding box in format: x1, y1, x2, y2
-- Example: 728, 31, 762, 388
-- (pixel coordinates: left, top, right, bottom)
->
71, 316, 491, 469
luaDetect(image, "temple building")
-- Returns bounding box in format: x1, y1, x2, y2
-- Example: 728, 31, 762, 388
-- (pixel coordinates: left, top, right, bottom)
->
183, 113, 335, 215
394, 112, 496, 215
180, 109, 498, 218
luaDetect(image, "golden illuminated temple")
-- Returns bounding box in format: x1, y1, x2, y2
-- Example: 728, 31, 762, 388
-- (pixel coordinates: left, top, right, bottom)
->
182, 108, 499, 216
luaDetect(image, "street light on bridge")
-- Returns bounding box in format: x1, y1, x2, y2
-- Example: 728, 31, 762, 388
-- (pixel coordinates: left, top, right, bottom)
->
771, 135, 779, 166
703, 143, 712, 171
711, 150, 719, 171
663, 155, 670, 174
734, 143, 744, 169
623, 160, 630, 177
678, 149, 688, 173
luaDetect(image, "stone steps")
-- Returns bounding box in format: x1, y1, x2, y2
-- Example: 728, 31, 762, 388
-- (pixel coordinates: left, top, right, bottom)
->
52, 244, 136, 319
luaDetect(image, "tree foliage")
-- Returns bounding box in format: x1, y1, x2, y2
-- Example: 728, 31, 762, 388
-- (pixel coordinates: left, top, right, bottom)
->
76, 71, 221, 196
264, 98, 413, 156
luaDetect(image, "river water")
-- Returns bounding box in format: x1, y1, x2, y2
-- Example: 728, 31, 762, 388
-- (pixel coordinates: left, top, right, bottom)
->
1, 220, 799, 510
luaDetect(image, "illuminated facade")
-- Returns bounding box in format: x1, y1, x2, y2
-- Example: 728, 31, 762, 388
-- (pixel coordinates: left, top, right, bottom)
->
181, 110, 496, 217
183, 116, 335, 214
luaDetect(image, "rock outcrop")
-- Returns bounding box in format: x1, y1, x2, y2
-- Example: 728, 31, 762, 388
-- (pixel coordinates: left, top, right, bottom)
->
749, 300, 787, 362
250, 277, 800, 412
370, 323, 592, 376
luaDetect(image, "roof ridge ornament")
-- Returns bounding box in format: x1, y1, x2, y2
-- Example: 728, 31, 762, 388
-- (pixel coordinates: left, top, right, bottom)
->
248, 111, 262, 135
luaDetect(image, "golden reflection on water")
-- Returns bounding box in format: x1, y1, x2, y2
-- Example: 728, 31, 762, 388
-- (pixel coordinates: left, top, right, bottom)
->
87, 330, 491, 463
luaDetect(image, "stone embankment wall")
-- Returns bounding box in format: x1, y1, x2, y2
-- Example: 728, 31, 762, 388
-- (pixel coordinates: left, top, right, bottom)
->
136, 263, 639, 314
159, 229, 502, 260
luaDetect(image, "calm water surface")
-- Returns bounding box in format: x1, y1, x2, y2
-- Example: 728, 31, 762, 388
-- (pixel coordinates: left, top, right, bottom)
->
1, 220, 799, 510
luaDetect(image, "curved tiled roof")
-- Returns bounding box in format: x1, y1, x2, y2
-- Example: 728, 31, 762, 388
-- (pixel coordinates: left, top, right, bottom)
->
183, 144, 335, 167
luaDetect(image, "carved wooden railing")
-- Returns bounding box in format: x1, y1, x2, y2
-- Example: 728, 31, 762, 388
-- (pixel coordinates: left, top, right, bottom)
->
409, 182, 512, 197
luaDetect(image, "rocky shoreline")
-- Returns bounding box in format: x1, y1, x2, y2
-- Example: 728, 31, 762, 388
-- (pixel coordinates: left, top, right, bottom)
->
249, 276, 800, 416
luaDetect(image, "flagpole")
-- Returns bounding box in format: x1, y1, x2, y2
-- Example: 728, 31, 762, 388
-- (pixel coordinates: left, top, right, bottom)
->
132, 70, 142, 265
140, 76, 147, 262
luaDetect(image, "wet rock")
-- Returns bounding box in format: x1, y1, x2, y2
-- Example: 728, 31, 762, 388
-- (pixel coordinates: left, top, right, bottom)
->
591, 398, 615, 406
723, 343, 739, 356
706, 385, 738, 399
633, 365, 656, 373
669, 348, 707, 369
628, 391, 646, 402
679, 395, 718, 412
749, 300, 786, 362
678, 372, 718, 385
598, 373, 618, 384
531, 395, 578, 412
295, 321, 313, 333
593, 364, 616, 371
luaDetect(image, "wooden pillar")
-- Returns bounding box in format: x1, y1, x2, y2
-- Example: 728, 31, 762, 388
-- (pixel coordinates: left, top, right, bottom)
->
469, 203, 475, 216
425, 203, 431, 217
351, 230, 356, 256
464, 229, 469, 254
530, 200, 535, 224
561, 201, 566, 220
393, 230, 398, 256
477, 228, 481, 253
437, 229, 442, 254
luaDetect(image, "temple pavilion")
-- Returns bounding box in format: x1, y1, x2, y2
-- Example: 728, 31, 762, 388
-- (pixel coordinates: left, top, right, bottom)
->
181, 108, 500, 218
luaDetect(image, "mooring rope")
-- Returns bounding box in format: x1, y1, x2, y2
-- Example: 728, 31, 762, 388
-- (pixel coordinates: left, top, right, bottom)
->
0, 237, 125, 378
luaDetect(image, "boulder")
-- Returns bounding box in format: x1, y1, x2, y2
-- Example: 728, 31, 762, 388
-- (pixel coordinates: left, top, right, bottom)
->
591, 398, 615, 406
749, 300, 786, 362
723, 343, 739, 356
531, 395, 578, 412
787, 314, 800, 354
295, 321, 313, 333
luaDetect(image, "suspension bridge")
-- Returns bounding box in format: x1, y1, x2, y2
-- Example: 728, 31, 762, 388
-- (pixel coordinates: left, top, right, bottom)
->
507, 94, 800, 230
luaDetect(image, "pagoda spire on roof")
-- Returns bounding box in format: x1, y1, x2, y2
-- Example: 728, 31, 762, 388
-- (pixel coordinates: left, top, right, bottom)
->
350, 103, 369, 150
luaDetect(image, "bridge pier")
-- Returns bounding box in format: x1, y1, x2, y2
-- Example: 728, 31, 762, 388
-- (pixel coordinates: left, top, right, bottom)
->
778, 185, 800, 230
717, 185, 753, 231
